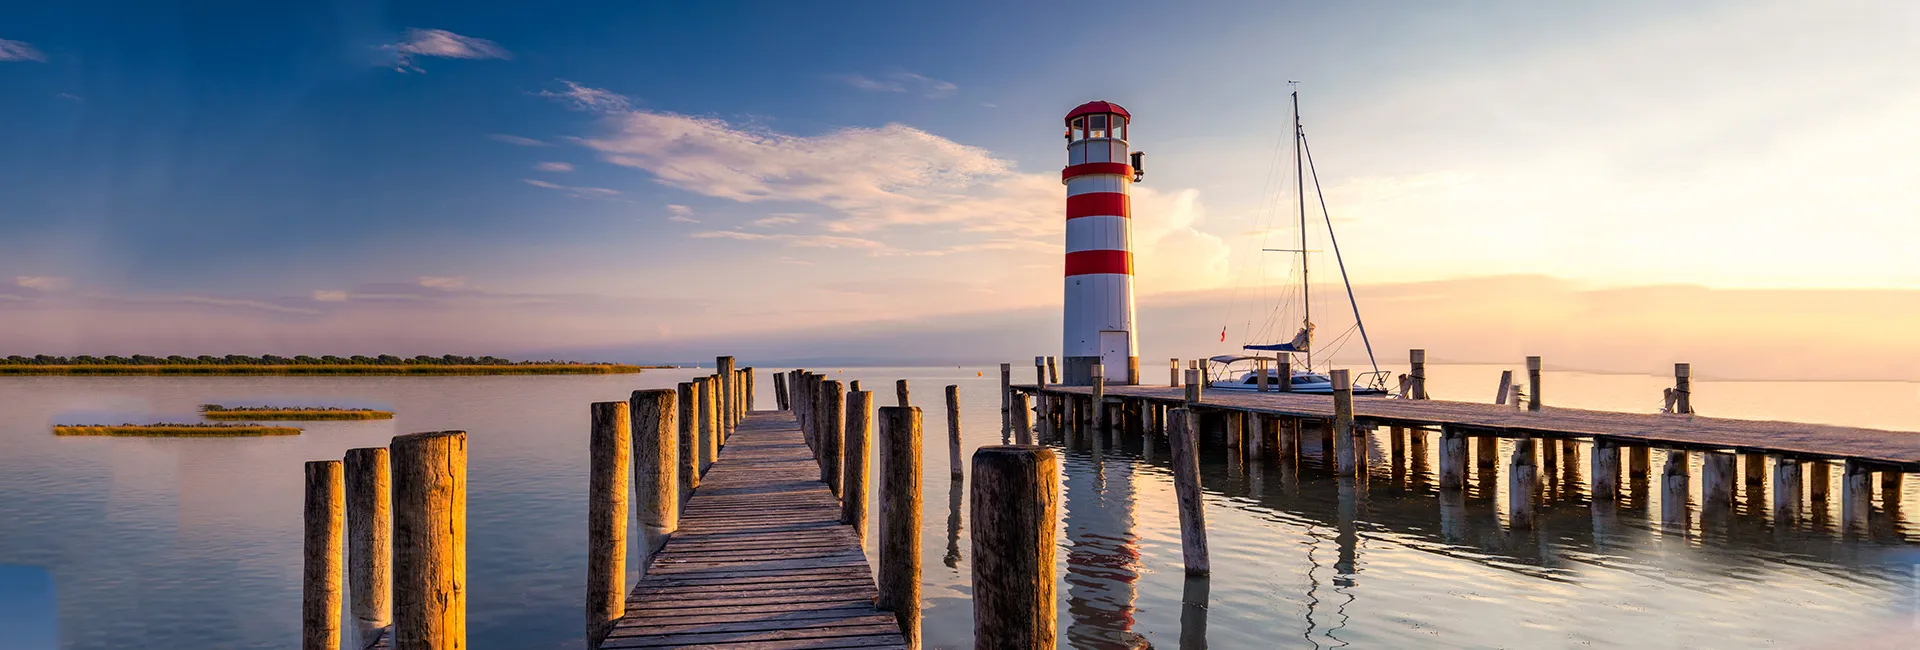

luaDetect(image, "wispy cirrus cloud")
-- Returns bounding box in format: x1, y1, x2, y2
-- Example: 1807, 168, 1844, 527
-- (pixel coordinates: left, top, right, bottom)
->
833, 71, 956, 98
534, 161, 574, 172
535, 80, 631, 111
521, 178, 620, 198
0, 39, 45, 62
488, 133, 547, 146
691, 230, 891, 252
16, 276, 69, 291
665, 204, 699, 223
381, 28, 509, 72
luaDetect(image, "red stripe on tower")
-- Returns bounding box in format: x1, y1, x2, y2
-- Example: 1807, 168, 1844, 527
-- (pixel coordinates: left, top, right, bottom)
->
1065, 193, 1130, 220
1064, 250, 1132, 277
1061, 162, 1133, 183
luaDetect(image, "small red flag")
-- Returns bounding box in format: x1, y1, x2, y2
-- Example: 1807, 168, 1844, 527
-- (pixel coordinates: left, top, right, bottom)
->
1219, 327, 1227, 342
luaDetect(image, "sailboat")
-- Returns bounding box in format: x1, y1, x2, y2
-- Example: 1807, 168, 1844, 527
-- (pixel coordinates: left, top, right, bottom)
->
1210, 88, 1389, 395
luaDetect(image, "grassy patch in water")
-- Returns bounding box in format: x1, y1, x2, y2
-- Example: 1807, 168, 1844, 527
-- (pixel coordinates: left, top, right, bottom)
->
53, 423, 302, 437
200, 405, 394, 420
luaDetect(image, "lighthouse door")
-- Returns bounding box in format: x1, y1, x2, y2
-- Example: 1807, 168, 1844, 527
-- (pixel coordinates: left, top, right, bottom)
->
1099, 330, 1128, 381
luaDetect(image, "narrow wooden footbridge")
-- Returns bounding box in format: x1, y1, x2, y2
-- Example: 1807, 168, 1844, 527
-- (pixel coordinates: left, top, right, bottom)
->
600, 411, 907, 649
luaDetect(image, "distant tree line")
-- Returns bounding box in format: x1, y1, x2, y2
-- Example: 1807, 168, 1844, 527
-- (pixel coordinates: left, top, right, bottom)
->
0, 355, 608, 366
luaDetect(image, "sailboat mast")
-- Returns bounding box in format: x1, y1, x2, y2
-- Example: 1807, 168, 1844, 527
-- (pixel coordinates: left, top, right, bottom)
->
1293, 89, 1310, 371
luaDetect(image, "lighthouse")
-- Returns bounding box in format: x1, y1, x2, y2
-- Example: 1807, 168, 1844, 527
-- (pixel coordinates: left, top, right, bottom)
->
1062, 100, 1143, 386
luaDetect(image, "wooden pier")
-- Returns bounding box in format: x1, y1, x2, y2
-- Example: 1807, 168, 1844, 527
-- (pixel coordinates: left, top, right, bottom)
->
599, 411, 907, 649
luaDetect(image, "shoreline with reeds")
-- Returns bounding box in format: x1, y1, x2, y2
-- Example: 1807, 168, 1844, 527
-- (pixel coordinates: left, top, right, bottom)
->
201, 405, 395, 420
54, 424, 302, 437
1, 364, 646, 376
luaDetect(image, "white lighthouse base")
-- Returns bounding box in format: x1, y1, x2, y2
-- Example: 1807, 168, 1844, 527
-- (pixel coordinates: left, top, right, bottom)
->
1064, 356, 1139, 386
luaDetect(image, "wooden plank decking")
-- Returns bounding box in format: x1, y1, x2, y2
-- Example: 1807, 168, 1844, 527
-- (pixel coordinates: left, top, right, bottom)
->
601, 411, 906, 650
1024, 384, 1920, 469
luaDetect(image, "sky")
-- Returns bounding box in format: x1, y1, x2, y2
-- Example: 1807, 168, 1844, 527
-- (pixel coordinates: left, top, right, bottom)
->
1, 1, 1916, 375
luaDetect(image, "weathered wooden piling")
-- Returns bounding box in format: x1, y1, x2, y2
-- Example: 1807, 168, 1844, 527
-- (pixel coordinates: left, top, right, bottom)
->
1744, 452, 1766, 486
1841, 460, 1871, 533
1773, 457, 1802, 522
1000, 363, 1012, 431
820, 380, 845, 496
843, 389, 874, 547
774, 372, 790, 411
945, 385, 963, 479
1256, 356, 1270, 392
1495, 370, 1513, 404
1409, 349, 1428, 399
717, 356, 736, 436
304, 460, 344, 650
704, 375, 722, 462
1477, 435, 1498, 470
390, 430, 467, 649
586, 401, 630, 648
1090, 363, 1106, 434
694, 377, 714, 472
1508, 438, 1538, 528
1047, 356, 1058, 384
1168, 407, 1210, 575
1526, 356, 1542, 411
744, 366, 756, 412
876, 406, 923, 648
1009, 391, 1033, 445
629, 390, 677, 556
1661, 450, 1690, 529
1883, 471, 1903, 513
1439, 427, 1467, 489
1673, 363, 1692, 415
344, 448, 391, 647
1629, 445, 1651, 478
1183, 368, 1203, 403
676, 382, 698, 493
969, 446, 1060, 650
1170, 358, 1180, 387
896, 379, 911, 408
1809, 460, 1831, 502
1332, 369, 1358, 475
1034, 356, 1047, 390
1277, 355, 1292, 392
1591, 439, 1620, 500
1249, 414, 1267, 461
1702, 451, 1734, 510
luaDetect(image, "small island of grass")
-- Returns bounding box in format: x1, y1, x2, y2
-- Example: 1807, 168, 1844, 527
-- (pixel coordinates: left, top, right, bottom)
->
1, 355, 650, 376
54, 423, 302, 437
201, 405, 394, 420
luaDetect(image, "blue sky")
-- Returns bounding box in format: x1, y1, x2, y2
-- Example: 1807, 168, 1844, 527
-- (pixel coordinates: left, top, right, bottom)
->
1, 1, 1916, 366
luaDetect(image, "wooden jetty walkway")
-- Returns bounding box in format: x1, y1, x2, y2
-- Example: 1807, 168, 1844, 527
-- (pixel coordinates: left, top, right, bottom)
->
1025, 383, 1920, 469
599, 411, 908, 649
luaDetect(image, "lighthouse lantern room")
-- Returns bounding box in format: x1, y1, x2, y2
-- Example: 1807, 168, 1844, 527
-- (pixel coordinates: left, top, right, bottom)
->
1061, 100, 1143, 385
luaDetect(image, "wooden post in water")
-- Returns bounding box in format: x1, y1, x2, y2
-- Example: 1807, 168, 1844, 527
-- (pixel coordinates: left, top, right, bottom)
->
1744, 452, 1765, 487
1674, 363, 1692, 415
1090, 363, 1106, 435
774, 372, 789, 411
1592, 439, 1621, 501
344, 448, 391, 647
1702, 451, 1734, 511
1276, 416, 1298, 462
694, 377, 714, 472
717, 356, 736, 437
1249, 415, 1267, 461
630, 390, 677, 560
1629, 445, 1651, 479
1184, 369, 1203, 403
586, 401, 630, 648
1047, 356, 1058, 385
1661, 450, 1690, 529
1410, 349, 1428, 399
1009, 391, 1033, 445
1000, 363, 1012, 431
1477, 435, 1498, 470
1841, 460, 1871, 534
1332, 369, 1358, 475
843, 390, 873, 547
676, 382, 698, 493
896, 379, 911, 408
1509, 438, 1538, 529
1882, 471, 1903, 515
1034, 356, 1046, 391
304, 460, 344, 650
1168, 408, 1210, 575
706, 375, 723, 461
1278, 355, 1293, 392
1809, 460, 1831, 503
820, 380, 845, 497
1256, 357, 1269, 392
969, 446, 1060, 650
1170, 358, 1180, 387
744, 366, 756, 412
1526, 356, 1542, 411
390, 430, 467, 649
1773, 457, 1802, 522
945, 385, 963, 479
1495, 370, 1513, 404
876, 406, 923, 648
1439, 427, 1467, 489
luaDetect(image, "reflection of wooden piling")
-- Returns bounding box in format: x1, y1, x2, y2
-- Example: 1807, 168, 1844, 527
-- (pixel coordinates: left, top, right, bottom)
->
968, 446, 1060, 650
945, 385, 963, 479
304, 460, 344, 650
391, 430, 467, 649
587, 401, 630, 647
1439, 427, 1467, 489
344, 448, 391, 647
630, 390, 677, 558
842, 390, 873, 547
1773, 457, 1802, 523
820, 380, 845, 496
1883, 471, 1904, 515
1168, 407, 1210, 575
876, 406, 923, 648
1592, 439, 1620, 501
1841, 460, 1871, 534
1661, 450, 1690, 530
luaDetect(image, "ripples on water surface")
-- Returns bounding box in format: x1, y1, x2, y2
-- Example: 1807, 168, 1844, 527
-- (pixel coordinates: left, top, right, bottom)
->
0, 365, 1915, 648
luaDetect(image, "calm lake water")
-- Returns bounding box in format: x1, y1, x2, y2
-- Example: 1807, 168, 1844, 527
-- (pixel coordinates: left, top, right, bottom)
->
1, 365, 1917, 649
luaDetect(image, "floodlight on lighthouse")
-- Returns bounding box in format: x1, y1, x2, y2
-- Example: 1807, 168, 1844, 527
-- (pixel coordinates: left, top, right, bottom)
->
1061, 100, 1140, 386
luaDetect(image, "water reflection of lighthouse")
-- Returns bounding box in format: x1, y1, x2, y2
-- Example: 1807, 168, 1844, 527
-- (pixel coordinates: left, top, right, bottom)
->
1063, 452, 1147, 648
1062, 100, 1145, 386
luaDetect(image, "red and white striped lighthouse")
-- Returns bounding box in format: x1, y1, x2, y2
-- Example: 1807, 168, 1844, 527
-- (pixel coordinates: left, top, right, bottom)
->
1062, 100, 1142, 385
